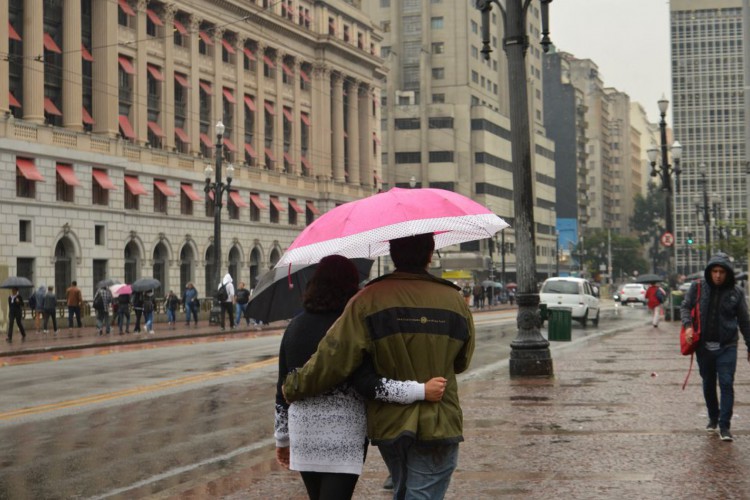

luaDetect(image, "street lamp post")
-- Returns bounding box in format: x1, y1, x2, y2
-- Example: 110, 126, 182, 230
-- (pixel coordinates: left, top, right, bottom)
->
204, 120, 234, 325
479, 0, 554, 378
647, 95, 682, 284
697, 162, 712, 258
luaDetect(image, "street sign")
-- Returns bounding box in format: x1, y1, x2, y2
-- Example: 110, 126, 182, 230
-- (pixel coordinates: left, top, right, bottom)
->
660, 232, 674, 247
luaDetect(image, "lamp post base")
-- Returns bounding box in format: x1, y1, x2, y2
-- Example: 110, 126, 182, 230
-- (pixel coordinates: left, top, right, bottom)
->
209, 299, 222, 326
509, 292, 554, 378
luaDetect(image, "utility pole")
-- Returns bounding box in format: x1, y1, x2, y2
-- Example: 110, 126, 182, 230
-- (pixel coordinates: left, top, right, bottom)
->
479, 0, 553, 378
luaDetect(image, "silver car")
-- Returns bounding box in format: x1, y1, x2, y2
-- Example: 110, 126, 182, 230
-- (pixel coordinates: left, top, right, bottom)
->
539, 277, 601, 327
618, 283, 647, 305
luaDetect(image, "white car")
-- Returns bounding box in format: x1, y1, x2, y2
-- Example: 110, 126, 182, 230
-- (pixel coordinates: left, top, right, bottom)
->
618, 284, 647, 305
539, 277, 601, 327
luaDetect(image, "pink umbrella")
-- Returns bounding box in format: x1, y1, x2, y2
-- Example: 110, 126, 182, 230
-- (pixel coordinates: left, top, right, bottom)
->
276, 187, 509, 267
110, 283, 132, 297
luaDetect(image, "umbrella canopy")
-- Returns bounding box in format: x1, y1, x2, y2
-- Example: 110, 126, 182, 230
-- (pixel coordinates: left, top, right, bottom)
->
110, 284, 132, 297
275, 187, 509, 267
96, 278, 120, 289
480, 279, 496, 288
247, 259, 374, 323
131, 278, 161, 293
686, 271, 703, 281
635, 274, 664, 284
0, 276, 34, 289
505, 283, 518, 289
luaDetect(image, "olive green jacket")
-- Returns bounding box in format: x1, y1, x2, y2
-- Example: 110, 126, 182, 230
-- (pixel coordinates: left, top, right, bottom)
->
284, 271, 475, 445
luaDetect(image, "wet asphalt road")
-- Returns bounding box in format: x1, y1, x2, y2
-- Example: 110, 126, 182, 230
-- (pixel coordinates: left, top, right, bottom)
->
0, 304, 636, 499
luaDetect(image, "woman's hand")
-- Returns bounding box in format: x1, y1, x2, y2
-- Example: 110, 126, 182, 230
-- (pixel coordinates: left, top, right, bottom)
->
276, 446, 290, 469
424, 377, 448, 402
685, 326, 694, 344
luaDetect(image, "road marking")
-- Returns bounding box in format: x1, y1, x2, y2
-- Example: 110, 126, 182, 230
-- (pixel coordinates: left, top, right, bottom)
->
0, 357, 278, 421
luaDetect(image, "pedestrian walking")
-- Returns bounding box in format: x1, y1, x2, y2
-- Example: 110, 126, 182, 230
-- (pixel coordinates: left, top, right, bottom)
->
461, 283, 472, 306
472, 283, 482, 309
132, 291, 144, 333
218, 273, 235, 331
6, 287, 26, 343
275, 255, 445, 500
681, 252, 750, 442
234, 281, 251, 327
183, 282, 199, 327
165, 290, 179, 329
117, 291, 131, 334
645, 282, 665, 327
284, 233, 475, 499
143, 290, 155, 334
65, 280, 84, 329
42, 286, 58, 334
32, 284, 45, 333
93, 285, 112, 336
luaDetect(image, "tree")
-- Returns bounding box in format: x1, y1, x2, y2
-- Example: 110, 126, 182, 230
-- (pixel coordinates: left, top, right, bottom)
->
571, 229, 648, 283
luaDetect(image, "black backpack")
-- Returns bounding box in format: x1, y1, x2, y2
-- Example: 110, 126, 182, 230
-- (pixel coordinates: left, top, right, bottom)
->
217, 284, 228, 302
93, 291, 104, 311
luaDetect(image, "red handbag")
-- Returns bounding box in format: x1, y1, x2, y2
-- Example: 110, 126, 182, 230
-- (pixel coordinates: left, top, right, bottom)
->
680, 282, 701, 390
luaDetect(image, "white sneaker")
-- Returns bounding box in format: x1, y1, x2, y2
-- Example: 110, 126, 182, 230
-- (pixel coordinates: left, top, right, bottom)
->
148, 330, 155, 335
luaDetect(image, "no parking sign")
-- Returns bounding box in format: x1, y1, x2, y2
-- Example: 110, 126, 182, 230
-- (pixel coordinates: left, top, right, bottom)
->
660, 232, 674, 247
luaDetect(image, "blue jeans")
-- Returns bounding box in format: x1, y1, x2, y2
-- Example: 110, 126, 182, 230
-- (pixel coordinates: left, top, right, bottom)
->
235, 303, 249, 326
145, 310, 154, 331
167, 308, 176, 324
697, 344, 737, 430
378, 437, 458, 500
117, 308, 130, 332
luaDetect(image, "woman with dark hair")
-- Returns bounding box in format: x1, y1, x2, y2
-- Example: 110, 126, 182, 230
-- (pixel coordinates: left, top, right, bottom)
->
274, 255, 446, 500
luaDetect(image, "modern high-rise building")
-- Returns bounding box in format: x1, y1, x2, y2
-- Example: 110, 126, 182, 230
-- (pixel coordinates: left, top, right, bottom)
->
0, 0, 384, 300
364, 0, 558, 282
670, 0, 747, 273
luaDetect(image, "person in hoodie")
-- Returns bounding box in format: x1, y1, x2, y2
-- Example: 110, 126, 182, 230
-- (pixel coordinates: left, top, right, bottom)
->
33, 284, 45, 333
218, 273, 235, 331
681, 252, 750, 442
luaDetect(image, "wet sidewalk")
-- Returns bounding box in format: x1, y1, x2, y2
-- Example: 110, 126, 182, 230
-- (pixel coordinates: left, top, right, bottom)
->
196, 320, 750, 500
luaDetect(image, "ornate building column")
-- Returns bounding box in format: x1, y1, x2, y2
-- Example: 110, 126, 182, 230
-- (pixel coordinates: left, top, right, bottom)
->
22, 0, 45, 124
163, 4, 177, 150
273, 51, 284, 172
92, 0, 118, 136
358, 84, 372, 188
346, 80, 360, 185
311, 63, 331, 179
62, 0, 83, 130
255, 41, 266, 168
291, 59, 302, 176
234, 35, 246, 164
135, 0, 149, 144
213, 27, 225, 137
188, 14, 202, 152
331, 72, 345, 182
0, 5, 9, 113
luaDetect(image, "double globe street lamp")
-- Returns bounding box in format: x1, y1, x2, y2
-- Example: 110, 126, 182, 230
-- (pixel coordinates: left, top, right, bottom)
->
204, 120, 234, 324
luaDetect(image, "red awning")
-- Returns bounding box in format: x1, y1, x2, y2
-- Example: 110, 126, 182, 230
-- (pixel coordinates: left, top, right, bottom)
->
44, 97, 62, 116
199, 81, 213, 95
306, 200, 320, 215
244, 142, 257, 158
243, 47, 256, 61
264, 147, 276, 162
199, 31, 214, 46
174, 73, 191, 88
173, 20, 188, 35
118, 0, 135, 16
174, 127, 190, 143
180, 184, 202, 201
264, 101, 275, 115
244, 95, 256, 112
373, 132, 381, 145
124, 175, 148, 196
146, 9, 163, 27
222, 87, 235, 103
147, 64, 164, 81
282, 107, 293, 122
299, 69, 310, 83
118, 115, 136, 139
281, 63, 293, 77
92, 169, 116, 190
200, 133, 213, 148
221, 39, 236, 54
262, 55, 275, 68
56, 164, 81, 186
300, 156, 312, 172
43, 33, 62, 54
81, 44, 94, 62
269, 196, 285, 212
229, 191, 249, 207
300, 113, 310, 126
223, 137, 236, 152
8, 22, 21, 41
118, 56, 135, 75
147, 121, 164, 137
250, 194, 267, 209
283, 152, 295, 165
16, 158, 44, 181
288, 199, 303, 213
153, 180, 176, 196
82, 107, 94, 125
9, 92, 21, 109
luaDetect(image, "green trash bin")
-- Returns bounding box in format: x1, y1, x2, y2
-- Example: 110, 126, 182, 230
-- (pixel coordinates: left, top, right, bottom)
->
548, 307, 572, 341
539, 303, 548, 326
667, 291, 684, 322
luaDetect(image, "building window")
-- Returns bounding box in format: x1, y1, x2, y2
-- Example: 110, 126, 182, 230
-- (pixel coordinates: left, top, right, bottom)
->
19, 220, 31, 242
395, 152, 421, 164
471, 20, 478, 34
250, 193, 261, 222
395, 118, 420, 130
56, 165, 75, 202
288, 199, 298, 225
429, 117, 454, 128
471, 46, 478, 59
92, 169, 111, 206
429, 151, 454, 163
270, 196, 280, 223
228, 193, 240, 220
180, 184, 195, 215
95, 224, 105, 246
16, 159, 38, 199
154, 185, 168, 214
125, 187, 138, 210
431, 17, 444, 29
433, 42, 444, 54
432, 93, 445, 103
432, 68, 445, 80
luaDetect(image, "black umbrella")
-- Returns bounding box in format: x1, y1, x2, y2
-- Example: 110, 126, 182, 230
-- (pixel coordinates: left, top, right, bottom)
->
96, 278, 120, 289
635, 274, 663, 284
246, 259, 374, 323
131, 278, 161, 292
0, 276, 34, 289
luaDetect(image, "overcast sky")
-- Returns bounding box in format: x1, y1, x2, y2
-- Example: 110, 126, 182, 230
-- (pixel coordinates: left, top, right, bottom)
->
550, 0, 671, 122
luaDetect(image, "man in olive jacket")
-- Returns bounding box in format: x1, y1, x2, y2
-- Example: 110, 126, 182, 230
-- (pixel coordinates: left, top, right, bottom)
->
284, 233, 475, 499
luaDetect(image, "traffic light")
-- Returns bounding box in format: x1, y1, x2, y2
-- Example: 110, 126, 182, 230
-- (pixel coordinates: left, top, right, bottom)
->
687, 232, 694, 245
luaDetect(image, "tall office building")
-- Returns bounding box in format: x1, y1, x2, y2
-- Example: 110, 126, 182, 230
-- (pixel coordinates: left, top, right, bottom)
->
671, 0, 747, 273
364, 0, 558, 282
0, 0, 384, 300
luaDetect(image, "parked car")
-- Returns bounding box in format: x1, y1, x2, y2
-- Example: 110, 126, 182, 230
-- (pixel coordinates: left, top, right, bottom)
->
618, 283, 647, 305
539, 277, 600, 327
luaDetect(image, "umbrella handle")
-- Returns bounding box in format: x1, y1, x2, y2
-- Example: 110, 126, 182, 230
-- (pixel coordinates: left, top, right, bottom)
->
288, 263, 294, 290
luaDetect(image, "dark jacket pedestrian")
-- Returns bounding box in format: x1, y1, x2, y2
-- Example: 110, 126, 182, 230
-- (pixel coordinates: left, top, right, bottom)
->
132, 291, 144, 333
117, 293, 131, 334
183, 283, 199, 326
165, 291, 179, 329
681, 252, 750, 441
93, 286, 113, 335
284, 234, 475, 499
6, 287, 26, 342
42, 286, 58, 334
